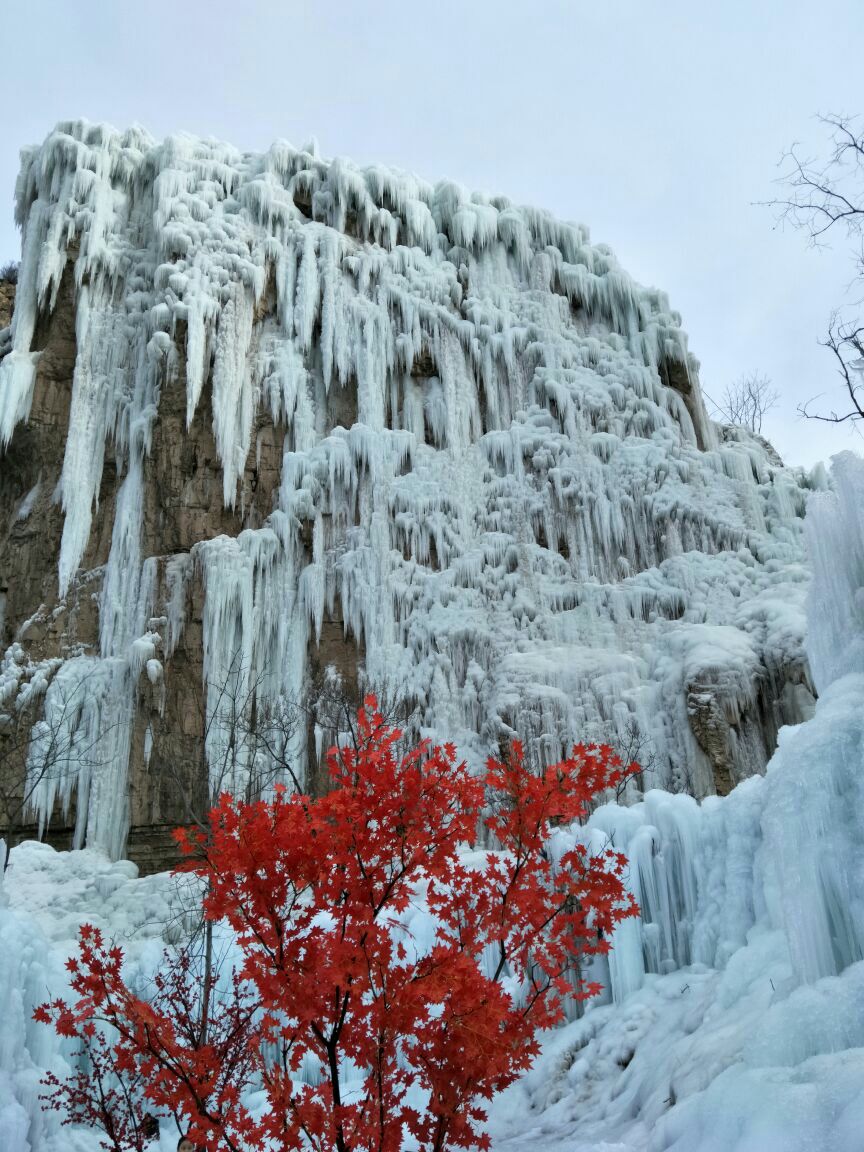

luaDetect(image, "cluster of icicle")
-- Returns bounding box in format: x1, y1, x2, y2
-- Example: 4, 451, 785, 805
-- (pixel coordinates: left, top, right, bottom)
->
0, 121, 818, 858
581, 450, 864, 999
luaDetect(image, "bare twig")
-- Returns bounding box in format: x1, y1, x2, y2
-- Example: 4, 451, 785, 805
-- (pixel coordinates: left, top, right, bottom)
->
766, 113, 864, 426
706, 372, 779, 435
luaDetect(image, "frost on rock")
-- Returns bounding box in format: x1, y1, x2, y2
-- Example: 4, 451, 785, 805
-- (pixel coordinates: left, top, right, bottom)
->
0, 120, 816, 855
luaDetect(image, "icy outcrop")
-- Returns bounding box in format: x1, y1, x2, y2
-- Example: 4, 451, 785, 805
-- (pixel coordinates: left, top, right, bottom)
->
803, 450, 864, 693
0, 121, 816, 858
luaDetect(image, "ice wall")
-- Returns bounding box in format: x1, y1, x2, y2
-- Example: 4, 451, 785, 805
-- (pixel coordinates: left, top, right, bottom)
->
485, 452, 864, 1151
569, 454, 864, 1003
0, 121, 815, 856
803, 450, 864, 693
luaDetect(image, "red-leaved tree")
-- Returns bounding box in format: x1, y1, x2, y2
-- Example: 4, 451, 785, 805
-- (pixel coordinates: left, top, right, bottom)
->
36, 940, 257, 1151
36, 698, 639, 1152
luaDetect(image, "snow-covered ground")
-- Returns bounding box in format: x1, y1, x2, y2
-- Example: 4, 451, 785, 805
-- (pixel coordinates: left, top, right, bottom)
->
2, 452, 864, 1151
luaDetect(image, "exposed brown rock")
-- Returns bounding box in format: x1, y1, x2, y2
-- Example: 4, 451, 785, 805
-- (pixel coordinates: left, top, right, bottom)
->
687, 665, 815, 796
0, 273, 361, 872
0, 282, 14, 331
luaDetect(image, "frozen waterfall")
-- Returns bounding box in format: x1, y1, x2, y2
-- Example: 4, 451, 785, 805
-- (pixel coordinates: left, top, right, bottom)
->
0, 122, 817, 857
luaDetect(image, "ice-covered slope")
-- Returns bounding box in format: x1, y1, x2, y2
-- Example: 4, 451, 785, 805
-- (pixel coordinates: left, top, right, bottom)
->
0, 121, 816, 861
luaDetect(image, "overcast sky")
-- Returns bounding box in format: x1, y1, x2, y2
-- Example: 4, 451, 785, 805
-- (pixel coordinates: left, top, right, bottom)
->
3, 0, 863, 467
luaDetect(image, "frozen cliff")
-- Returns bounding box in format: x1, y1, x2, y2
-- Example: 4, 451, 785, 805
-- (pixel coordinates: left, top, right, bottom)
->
0, 120, 816, 866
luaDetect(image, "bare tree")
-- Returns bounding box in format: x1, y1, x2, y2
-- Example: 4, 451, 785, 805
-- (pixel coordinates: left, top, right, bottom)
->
165, 656, 419, 1045
163, 651, 304, 1029
769, 113, 864, 425
163, 655, 410, 1040
177, 655, 378, 820
611, 716, 656, 803
0, 668, 111, 869
773, 113, 864, 251
199, 655, 303, 807
707, 371, 779, 434
301, 664, 417, 786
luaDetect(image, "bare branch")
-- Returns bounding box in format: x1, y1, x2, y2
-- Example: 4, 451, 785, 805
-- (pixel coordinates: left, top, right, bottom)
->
769, 114, 864, 250
765, 114, 864, 428
706, 371, 779, 434
797, 315, 864, 425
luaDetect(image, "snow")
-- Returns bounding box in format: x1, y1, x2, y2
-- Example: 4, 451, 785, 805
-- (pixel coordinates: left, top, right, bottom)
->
0, 843, 190, 1152
0, 121, 820, 850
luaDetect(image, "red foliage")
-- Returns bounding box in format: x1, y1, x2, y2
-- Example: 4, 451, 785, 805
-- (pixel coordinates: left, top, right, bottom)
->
35, 929, 257, 1152
36, 699, 639, 1152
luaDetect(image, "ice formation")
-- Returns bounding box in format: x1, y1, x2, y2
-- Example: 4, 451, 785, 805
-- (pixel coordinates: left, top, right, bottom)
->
486, 452, 864, 1151
0, 452, 863, 1152
0, 121, 818, 856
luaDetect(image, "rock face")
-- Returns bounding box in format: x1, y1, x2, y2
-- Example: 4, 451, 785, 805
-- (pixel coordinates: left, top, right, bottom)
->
0, 282, 14, 330
0, 122, 816, 871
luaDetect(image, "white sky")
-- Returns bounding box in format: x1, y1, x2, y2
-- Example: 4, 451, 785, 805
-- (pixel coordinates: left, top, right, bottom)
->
2, 0, 863, 467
